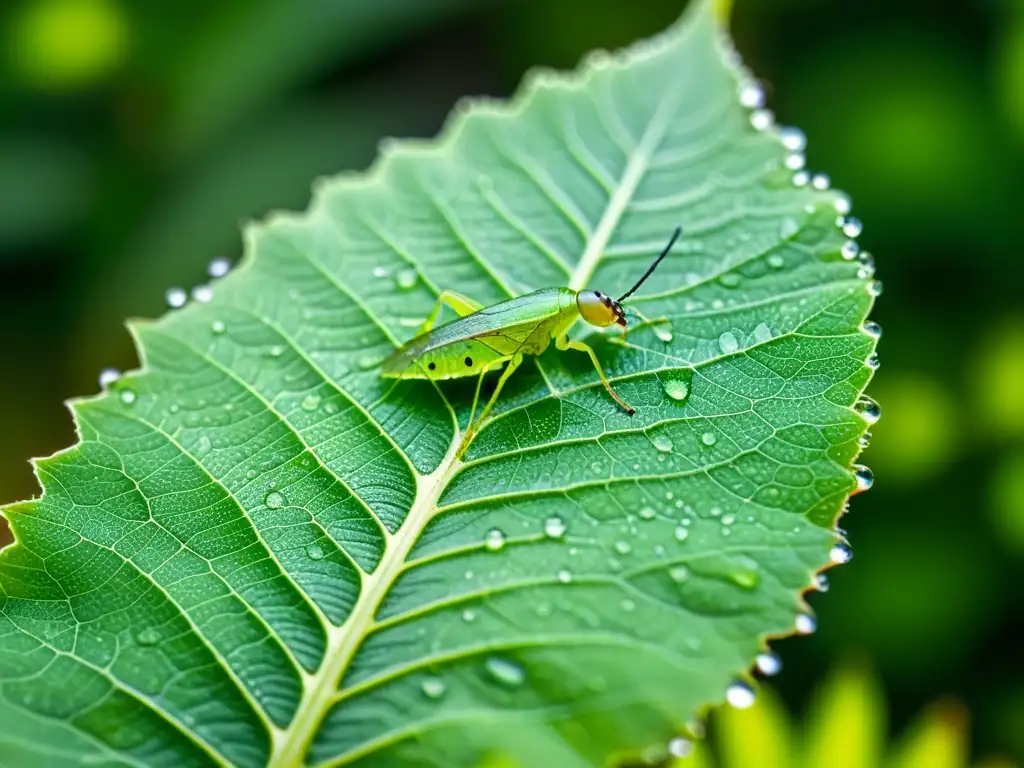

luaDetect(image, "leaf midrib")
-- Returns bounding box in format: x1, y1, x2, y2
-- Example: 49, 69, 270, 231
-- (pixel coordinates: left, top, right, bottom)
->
269, 54, 683, 766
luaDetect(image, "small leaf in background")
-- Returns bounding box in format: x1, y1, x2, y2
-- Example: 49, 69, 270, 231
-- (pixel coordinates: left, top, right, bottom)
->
0, 0, 876, 764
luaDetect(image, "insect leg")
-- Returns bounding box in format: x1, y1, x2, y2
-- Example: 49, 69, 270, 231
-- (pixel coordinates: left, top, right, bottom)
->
555, 334, 635, 415
458, 354, 522, 457
417, 290, 483, 335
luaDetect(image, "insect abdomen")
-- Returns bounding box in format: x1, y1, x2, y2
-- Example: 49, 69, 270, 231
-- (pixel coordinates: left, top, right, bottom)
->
381, 338, 510, 380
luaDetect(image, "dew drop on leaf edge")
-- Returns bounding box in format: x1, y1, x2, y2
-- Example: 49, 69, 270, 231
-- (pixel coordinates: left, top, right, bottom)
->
755, 651, 782, 676
668, 737, 694, 758
98, 368, 120, 389
726, 680, 756, 709
830, 541, 853, 564
853, 464, 874, 492
795, 614, 817, 634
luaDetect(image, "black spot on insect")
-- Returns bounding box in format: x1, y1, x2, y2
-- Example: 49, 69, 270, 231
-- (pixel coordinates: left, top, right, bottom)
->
428, 361, 437, 371
465, 357, 473, 367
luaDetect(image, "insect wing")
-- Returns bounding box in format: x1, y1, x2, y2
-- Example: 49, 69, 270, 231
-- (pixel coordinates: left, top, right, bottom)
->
380, 288, 567, 376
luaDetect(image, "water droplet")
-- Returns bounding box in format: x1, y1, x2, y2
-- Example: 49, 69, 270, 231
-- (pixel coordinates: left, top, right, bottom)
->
421, 677, 446, 699
208, 257, 231, 278
853, 464, 874, 492
135, 627, 161, 647
811, 173, 831, 190
638, 506, 657, 521
670, 564, 690, 581
856, 396, 882, 425
718, 331, 739, 355
195, 435, 212, 457
211, 320, 226, 335
779, 126, 807, 151
701, 431, 716, 446
301, 393, 321, 412
663, 378, 689, 402
866, 353, 880, 371
620, 598, 635, 612
750, 109, 774, 131
834, 194, 852, 215
269, 345, 284, 358
841, 240, 860, 260
868, 280, 883, 297
652, 434, 674, 453
98, 368, 120, 389
668, 737, 694, 758
726, 680, 756, 709
674, 526, 690, 542
767, 255, 784, 271
652, 322, 674, 343
863, 321, 882, 339
462, 608, 476, 622
840, 217, 863, 238
396, 268, 418, 290
857, 251, 876, 279
119, 388, 137, 405
830, 542, 853, 564
306, 542, 325, 560
265, 491, 286, 509
754, 322, 773, 343
614, 540, 632, 555
816, 573, 830, 592
557, 569, 572, 584
779, 217, 800, 240
784, 152, 805, 170
372, 266, 389, 278
756, 651, 782, 676
793, 170, 810, 187
730, 567, 759, 589
738, 81, 764, 108
192, 285, 214, 303
165, 287, 187, 308
720, 272, 741, 288
485, 657, 525, 687
484, 529, 506, 551
795, 613, 817, 634
721, 513, 736, 525
358, 355, 380, 370
544, 516, 567, 539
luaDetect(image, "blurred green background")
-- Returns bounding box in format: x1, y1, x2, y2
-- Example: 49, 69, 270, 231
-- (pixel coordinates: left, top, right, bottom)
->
0, 0, 1020, 763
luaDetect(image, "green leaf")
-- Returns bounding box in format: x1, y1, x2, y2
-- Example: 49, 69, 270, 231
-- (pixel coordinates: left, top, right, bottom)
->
0, 1, 877, 766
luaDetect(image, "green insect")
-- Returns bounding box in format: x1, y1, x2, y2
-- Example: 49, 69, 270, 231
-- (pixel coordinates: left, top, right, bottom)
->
380, 226, 682, 453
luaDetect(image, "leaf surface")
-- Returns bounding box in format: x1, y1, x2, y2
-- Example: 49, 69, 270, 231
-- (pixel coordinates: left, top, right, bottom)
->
0, 2, 877, 766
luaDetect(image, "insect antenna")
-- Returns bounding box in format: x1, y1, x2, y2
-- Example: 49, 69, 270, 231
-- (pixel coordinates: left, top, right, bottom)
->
617, 225, 683, 303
